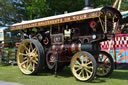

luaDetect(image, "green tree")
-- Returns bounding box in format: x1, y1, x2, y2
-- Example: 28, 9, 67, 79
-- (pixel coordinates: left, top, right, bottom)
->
46, 0, 128, 16
0, 0, 26, 26
21, 0, 50, 20
92, 0, 128, 11
1, 0, 128, 26
91, 0, 115, 7
0, 0, 15, 26
46, 0, 84, 15
120, 0, 128, 11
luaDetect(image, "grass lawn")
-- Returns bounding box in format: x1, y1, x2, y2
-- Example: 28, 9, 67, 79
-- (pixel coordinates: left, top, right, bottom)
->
0, 65, 128, 85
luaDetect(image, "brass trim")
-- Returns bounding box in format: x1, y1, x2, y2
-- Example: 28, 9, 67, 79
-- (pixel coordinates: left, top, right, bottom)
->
10, 12, 100, 31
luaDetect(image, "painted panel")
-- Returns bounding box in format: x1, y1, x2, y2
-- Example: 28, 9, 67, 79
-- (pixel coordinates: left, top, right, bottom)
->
116, 49, 126, 63
101, 34, 128, 64
110, 50, 115, 61
126, 50, 128, 63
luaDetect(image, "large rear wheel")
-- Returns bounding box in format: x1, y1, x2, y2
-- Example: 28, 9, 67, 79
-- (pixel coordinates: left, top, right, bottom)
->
71, 51, 97, 82
96, 51, 114, 77
17, 39, 45, 75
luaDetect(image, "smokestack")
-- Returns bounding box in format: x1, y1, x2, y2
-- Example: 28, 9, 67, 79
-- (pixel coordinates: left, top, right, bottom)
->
83, 0, 93, 10
85, 0, 91, 7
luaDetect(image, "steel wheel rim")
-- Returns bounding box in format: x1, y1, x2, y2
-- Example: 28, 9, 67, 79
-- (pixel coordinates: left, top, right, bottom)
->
17, 40, 38, 74
96, 53, 111, 76
71, 53, 94, 81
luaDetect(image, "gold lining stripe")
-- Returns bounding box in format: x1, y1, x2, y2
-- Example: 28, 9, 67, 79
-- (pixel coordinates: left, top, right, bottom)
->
78, 44, 81, 51
72, 44, 75, 53
98, 17, 105, 33
52, 45, 56, 50
61, 45, 64, 50
10, 12, 100, 31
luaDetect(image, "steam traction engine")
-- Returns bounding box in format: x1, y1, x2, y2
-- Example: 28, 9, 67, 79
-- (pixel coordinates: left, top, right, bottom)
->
10, 7, 122, 82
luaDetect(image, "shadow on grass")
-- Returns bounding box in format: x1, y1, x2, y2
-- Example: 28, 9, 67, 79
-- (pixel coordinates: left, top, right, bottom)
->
90, 77, 106, 83
34, 67, 106, 83
38, 68, 128, 82
109, 70, 128, 80
16, 65, 128, 83
37, 67, 73, 77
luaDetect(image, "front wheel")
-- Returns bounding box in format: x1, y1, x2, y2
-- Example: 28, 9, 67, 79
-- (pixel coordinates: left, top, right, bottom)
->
96, 51, 114, 77
71, 51, 97, 82
17, 39, 45, 75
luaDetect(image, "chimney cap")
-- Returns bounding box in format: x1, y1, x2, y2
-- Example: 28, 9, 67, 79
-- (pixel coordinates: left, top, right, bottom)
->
83, 7, 93, 10
83, 0, 93, 10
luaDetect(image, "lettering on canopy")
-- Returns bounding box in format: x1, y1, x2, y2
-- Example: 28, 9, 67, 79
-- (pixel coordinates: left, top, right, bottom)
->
10, 11, 100, 30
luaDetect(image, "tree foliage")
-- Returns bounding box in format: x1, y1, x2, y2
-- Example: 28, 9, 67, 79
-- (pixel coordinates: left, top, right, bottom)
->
0, 0, 15, 26
0, 0, 27, 26
0, 0, 128, 26
20, 0, 85, 19
21, 0, 50, 20
46, 0, 84, 15
20, 0, 128, 19
120, 0, 128, 11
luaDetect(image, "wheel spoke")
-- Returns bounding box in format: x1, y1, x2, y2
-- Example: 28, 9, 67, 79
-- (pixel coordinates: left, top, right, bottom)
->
27, 62, 31, 70
82, 70, 85, 78
31, 56, 38, 62
87, 66, 93, 69
86, 71, 89, 77
29, 42, 33, 50
32, 60, 38, 64
75, 67, 81, 72
19, 52, 28, 56
87, 61, 92, 65
104, 63, 110, 68
104, 68, 109, 72
103, 57, 107, 62
85, 68, 92, 75
25, 51, 28, 54
75, 61, 81, 65
35, 57, 38, 61
32, 48, 36, 53
97, 52, 111, 76
24, 57, 27, 60
17, 40, 44, 75
33, 53, 38, 57
74, 64, 80, 68
28, 48, 31, 53
105, 65, 111, 70
35, 54, 38, 58
99, 55, 104, 61
22, 44, 29, 52
32, 63, 35, 71
78, 70, 82, 76
20, 60, 28, 66
26, 61, 29, 67
107, 64, 111, 68
100, 67, 103, 73
33, 49, 38, 57
71, 52, 97, 81
102, 67, 105, 74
